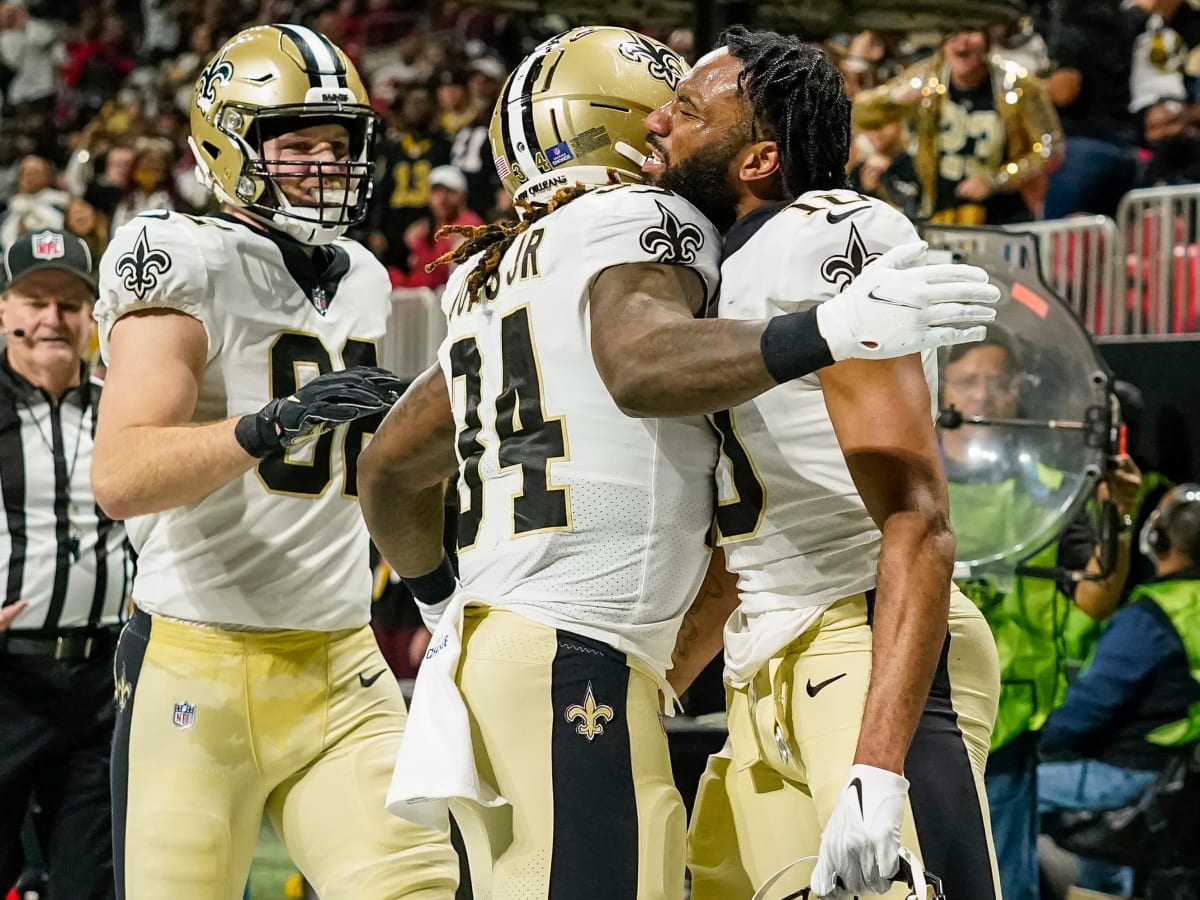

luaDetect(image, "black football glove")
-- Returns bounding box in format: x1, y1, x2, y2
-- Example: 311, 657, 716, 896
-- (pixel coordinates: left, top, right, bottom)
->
235, 365, 406, 458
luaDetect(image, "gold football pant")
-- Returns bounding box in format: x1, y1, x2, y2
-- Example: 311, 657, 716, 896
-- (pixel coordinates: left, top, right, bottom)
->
455, 606, 683, 900
688, 590, 1001, 900
111, 608, 458, 900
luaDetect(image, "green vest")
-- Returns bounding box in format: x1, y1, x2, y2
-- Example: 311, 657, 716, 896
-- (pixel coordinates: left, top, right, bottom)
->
951, 474, 1074, 751
1136, 578, 1200, 747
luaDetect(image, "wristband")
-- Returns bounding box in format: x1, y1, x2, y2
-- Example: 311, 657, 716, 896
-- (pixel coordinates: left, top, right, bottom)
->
402, 554, 459, 606
760, 307, 835, 383
234, 411, 277, 459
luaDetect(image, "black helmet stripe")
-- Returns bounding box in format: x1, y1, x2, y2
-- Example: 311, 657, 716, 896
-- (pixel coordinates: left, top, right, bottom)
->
499, 41, 555, 178
277, 24, 347, 89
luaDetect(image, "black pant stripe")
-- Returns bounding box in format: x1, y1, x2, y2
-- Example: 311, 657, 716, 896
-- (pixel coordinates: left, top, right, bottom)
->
906, 632, 999, 900
111, 608, 151, 900
44, 405, 71, 629
548, 631, 638, 900
0, 413, 25, 606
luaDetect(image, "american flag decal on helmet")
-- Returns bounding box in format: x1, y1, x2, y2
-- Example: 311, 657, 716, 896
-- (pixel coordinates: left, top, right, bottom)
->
495, 155, 511, 178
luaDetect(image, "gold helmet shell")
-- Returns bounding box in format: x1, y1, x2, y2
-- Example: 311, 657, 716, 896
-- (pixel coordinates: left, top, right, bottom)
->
489, 27, 686, 203
188, 24, 379, 245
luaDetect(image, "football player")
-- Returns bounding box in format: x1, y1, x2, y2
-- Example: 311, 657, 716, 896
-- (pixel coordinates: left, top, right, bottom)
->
645, 28, 1002, 900
90, 25, 458, 900
357, 26, 999, 900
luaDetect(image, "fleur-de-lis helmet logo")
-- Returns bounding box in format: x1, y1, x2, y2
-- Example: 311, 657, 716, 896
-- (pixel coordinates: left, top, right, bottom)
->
639, 200, 704, 265
196, 53, 234, 115
618, 32, 685, 89
115, 228, 173, 300
820, 223, 880, 292
565, 682, 615, 742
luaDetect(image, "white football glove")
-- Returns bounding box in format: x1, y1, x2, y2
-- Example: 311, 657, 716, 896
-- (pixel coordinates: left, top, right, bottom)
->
816, 241, 1001, 361
812, 764, 910, 898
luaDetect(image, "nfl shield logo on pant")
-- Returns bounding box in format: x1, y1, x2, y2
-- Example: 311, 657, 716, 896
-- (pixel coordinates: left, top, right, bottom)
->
173, 701, 196, 729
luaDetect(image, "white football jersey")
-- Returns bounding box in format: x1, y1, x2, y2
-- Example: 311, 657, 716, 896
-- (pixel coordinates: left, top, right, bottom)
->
95, 211, 393, 630
715, 191, 939, 683
439, 185, 721, 677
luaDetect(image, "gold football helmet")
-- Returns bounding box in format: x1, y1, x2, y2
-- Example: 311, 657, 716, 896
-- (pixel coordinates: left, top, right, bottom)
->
188, 24, 379, 245
489, 27, 687, 202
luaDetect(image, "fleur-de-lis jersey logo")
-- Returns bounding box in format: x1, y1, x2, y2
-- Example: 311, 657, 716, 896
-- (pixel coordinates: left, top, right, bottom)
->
114, 670, 132, 712
196, 53, 234, 115
115, 227, 173, 300
565, 682, 614, 742
639, 200, 704, 265
618, 32, 685, 89
820, 223, 880, 292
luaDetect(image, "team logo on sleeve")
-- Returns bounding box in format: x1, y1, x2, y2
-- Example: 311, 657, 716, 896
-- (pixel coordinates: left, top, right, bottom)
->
196, 53, 233, 115
618, 32, 685, 89
565, 682, 614, 742
115, 228, 173, 300
820, 222, 880, 292
639, 200, 704, 265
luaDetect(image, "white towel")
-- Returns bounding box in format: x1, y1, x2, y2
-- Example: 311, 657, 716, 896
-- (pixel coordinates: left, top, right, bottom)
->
386, 595, 508, 830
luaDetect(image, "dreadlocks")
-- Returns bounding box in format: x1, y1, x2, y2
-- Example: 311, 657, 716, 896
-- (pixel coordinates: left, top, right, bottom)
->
428, 173, 621, 308
721, 25, 851, 199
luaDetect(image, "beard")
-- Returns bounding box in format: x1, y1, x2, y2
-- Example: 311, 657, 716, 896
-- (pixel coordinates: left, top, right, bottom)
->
650, 136, 742, 233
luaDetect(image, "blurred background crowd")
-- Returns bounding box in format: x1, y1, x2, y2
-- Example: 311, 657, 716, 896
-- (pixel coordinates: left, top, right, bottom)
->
0, 0, 1197, 295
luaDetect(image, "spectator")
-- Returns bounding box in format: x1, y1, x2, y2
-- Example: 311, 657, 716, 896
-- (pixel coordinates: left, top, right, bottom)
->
0, 229, 128, 900
368, 81, 451, 272
1044, 0, 1141, 218
399, 164, 482, 290
853, 26, 1064, 224
110, 140, 180, 231
1138, 97, 1200, 185
82, 144, 133, 222
450, 57, 504, 221
63, 195, 107, 263
1039, 484, 1200, 897
434, 68, 473, 135
0, 155, 68, 250
0, 2, 63, 112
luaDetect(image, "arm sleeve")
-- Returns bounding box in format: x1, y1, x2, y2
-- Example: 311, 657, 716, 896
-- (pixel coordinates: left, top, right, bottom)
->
1040, 604, 1175, 757
95, 212, 215, 364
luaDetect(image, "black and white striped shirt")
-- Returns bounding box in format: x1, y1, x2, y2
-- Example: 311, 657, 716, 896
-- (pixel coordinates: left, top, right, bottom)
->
0, 355, 129, 631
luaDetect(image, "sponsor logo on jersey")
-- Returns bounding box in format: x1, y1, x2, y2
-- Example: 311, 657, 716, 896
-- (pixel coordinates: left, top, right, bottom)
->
173, 701, 197, 729
564, 681, 614, 742
546, 141, 574, 168
639, 200, 704, 265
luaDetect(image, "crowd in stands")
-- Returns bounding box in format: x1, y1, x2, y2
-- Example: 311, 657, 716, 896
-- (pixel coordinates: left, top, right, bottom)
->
0, 0, 1197, 295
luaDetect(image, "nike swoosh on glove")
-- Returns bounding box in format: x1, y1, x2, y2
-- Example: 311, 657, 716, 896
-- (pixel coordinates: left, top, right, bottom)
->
815, 241, 1001, 361
811, 764, 910, 898
236, 366, 408, 458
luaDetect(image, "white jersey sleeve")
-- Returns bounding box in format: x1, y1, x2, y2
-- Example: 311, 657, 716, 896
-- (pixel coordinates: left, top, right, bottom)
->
572, 184, 721, 307
95, 211, 216, 364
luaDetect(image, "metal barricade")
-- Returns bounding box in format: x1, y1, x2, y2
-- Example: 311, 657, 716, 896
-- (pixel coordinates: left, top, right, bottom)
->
385, 286, 446, 378
1003, 216, 1121, 337
1116, 184, 1200, 337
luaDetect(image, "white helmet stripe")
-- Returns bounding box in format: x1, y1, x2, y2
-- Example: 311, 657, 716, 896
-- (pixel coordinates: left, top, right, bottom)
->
278, 24, 341, 89
500, 42, 554, 179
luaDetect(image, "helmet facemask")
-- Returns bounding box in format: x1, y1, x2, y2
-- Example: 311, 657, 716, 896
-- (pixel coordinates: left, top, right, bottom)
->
192, 102, 377, 246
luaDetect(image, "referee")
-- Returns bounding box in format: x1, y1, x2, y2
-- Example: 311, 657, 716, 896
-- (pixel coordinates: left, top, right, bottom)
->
0, 229, 128, 900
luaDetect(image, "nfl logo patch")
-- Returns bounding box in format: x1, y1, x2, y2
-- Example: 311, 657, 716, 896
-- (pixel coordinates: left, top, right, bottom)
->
545, 141, 574, 168
495, 155, 511, 178
32, 230, 65, 260
173, 701, 196, 729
